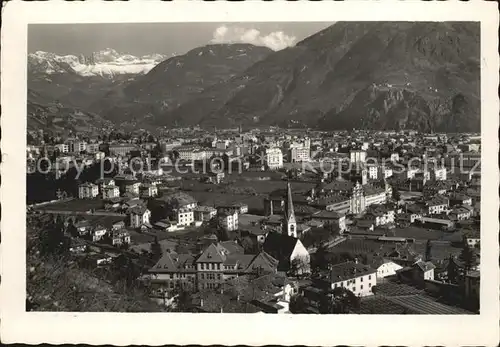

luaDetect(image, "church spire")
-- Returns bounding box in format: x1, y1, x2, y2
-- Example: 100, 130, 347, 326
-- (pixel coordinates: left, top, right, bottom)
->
286, 181, 295, 221
284, 181, 297, 238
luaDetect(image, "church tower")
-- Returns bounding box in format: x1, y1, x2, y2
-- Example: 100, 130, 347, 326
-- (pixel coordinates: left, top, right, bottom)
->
350, 181, 366, 215
283, 182, 297, 238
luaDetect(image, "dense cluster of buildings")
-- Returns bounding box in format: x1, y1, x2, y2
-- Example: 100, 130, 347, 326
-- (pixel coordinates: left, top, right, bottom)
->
27, 127, 481, 314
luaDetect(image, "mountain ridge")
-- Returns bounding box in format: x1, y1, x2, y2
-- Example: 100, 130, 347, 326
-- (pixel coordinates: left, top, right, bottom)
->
89, 43, 273, 124
158, 22, 480, 132
28, 22, 480, 133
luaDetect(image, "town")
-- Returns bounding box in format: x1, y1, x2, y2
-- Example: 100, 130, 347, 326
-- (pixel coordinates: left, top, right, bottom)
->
26, 127, 481, 314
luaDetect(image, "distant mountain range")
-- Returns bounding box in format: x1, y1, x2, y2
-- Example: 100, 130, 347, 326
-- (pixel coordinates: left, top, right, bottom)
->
159, 22, 480, 132
28, 49, 169, 78
27, 22, 480, 133
88, 43, 272, 124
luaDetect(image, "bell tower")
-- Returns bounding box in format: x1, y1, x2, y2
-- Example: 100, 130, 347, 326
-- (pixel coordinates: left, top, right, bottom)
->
350, 181, 366, 215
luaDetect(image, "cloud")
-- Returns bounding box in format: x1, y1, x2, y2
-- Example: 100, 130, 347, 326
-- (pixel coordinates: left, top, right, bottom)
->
210, 25, 296, 51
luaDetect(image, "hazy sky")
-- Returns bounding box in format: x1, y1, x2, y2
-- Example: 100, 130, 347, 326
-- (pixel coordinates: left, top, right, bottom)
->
28, 22, 333, 56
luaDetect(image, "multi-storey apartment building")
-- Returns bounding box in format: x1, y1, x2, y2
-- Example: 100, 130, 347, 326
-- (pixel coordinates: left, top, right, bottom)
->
129, 206, 151, 228
289, 146, 310, 163
148, 242, 279, 292
219, 209, 239, 231
350, 150, 367, 165
429, 167, 447, 181
109, 144, 138, 157
96, 178, 115, 193
125, 181, 141, 195
139, 184, 158, 198
176, 208, 195, 227
55, 143, 69, 153
263, 147, 283, 170
366, 164, 379, 180
78, 183, 99, 199
313, 261, 377, 297
85, 143, 100, 154
426, 196, 449, 215
68, 140, 87, 153
102, 185, 120, 200
193, 206, 217, 222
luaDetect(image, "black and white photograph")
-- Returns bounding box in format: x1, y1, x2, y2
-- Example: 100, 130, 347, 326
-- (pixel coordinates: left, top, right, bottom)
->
1, 1, 499, 346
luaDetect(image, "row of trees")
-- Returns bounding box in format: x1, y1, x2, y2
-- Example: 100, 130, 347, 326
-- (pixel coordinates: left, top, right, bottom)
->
302, 223, 341, 249
424, 236, 477, 284
289, 287, 361, 314
446, 242, 476, 284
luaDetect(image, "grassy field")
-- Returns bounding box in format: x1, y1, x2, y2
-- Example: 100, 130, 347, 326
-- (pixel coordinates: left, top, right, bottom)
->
411, 242, 462, 261
389, 226, 453, 241
400, 191, 423, 200
37, 198, 104, 212
189, 191, 265, 212
229, 180, 315, 194
130, 237, 178, 254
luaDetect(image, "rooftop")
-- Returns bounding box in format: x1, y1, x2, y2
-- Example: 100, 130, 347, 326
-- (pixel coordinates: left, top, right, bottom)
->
319, 261, 376, 283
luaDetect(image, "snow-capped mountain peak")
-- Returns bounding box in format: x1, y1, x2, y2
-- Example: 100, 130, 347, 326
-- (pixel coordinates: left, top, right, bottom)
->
28, 49, 171, 78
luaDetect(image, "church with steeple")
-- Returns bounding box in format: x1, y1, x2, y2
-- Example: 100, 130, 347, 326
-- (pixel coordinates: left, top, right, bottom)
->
262, 181, 311, 275
283, 182, 297, 238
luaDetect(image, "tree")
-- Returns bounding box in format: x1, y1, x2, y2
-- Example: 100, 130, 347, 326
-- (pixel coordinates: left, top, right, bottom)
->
169, 150, 180, 163
318, 287, 360, 314
446, 255, 459, 283
459, 243, 474, 276
111, 254, 142, 288
66, 219, 78, 237
171, 287, 193, 312
39, 216, 70, 258
425, 239, 432, 262
151, 142, 163, 161
392, 186, 401, 202
326, 222, 341, 238
331, 287, 360, 313
240, 236, 258, 254
289, 294, 308, 314
311, 243, 329, 273
174, 243, 190, 254
289, 257, 310, 278
302, 227, 331, 248
150, 237, 163, 263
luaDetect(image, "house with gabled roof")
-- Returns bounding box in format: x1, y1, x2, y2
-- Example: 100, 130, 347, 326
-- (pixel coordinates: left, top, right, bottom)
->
396, 260, 436, 284
90, 224, 108, 242
371, 258, 403, 279
129, 206, 151, 228
95, 178, 115, 193
147, 242, 279, 293
78, 182, 99, 199
263, 232, 310, 275
311, 210, 346, 232
312, 260, 377, 297
111, 229, 131, 246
